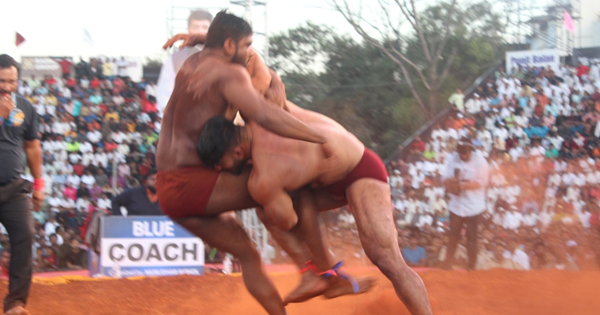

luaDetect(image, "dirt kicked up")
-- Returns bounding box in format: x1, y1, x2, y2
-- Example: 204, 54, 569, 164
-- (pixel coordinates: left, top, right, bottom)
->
3, 269, 600, 315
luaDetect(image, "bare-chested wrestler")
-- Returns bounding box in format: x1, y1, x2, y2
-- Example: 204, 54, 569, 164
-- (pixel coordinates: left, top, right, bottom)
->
156, 11, 330, 315
161, 19, 379, 305
197, 104, 434, 315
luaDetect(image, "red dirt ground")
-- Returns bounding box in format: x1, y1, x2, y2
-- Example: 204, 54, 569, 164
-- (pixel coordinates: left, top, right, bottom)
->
2, 269, 600, 315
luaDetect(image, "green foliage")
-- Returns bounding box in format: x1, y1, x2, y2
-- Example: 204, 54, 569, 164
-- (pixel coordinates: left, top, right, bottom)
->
269, 1, 503, 157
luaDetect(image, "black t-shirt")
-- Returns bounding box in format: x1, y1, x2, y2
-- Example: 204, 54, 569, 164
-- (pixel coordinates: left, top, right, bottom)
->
111, 186, 162, 216
66, 248, 86, 267
0, 93, 39, 185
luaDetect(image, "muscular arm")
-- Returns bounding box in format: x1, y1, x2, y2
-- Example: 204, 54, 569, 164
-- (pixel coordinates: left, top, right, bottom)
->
248, 173, 298, 231
221, 67, 325, 143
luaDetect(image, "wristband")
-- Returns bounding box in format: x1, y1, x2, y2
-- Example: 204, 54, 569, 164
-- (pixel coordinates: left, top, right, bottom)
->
33, 178, 45, 191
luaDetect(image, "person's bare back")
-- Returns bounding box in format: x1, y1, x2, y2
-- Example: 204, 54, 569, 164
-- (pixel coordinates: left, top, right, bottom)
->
249, 102, 365, 192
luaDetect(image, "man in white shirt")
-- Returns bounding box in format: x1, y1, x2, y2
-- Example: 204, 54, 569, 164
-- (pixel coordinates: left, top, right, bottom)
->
464, 94, 482, 114
86, 129, 102, 144
47, 192, 62, 214
389, 170, 403, 188
79, 141, 93, 154
98, 193, 112, 211
441, 138, 489, 270
81, 170, 96, 187
503, 207, 523, 230
503, 238, 530, 270
94, 148, 109, 168
66, 173, 81, 188
60, 194, 76, 211
76, 196, 91, 213
157, 9, 213, 115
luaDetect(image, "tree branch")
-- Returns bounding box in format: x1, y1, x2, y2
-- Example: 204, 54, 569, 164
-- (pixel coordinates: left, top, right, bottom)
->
438, 47, 458, 89
434, 0, 458, 58
408, 0, 432, 61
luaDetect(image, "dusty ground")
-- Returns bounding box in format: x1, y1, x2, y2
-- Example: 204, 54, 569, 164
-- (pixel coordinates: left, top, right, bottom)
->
3, 269, 600, 315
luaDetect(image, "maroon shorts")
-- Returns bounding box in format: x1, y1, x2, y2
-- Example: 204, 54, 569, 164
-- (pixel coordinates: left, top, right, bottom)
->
156, 166, 220, 218
321, 149, 388, 200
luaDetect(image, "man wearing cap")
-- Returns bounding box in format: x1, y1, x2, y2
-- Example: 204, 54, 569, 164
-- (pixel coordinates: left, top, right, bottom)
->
441, 138, 489, 270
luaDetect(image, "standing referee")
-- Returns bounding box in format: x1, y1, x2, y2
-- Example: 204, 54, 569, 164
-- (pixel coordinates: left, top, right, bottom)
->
441, 138, 489, 270
0, 54, 44, 315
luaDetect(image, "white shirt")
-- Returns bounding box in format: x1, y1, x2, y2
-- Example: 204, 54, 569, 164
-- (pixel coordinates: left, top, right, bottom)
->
504, 249, 531, 270
442, 151, 489, 217
98, 197, 112, 210
48, 197, 62, 213
67, 175, 81, 188
44, 221, 60, 236
509, 146, 524, 161
523, 213, 538, 227
548, 173, 562, 187
503, 211, 523, 230
87, 130, 103, 143
416, 214, 433, 228
539, 211, 554, 227
117, 59, 129, 76
94, 153, 108, 168
76, 198, 90, 212
81, 174, 96, 186
68, 153, 82, 164
79, 142, 93, 154
60, 198, 76, 209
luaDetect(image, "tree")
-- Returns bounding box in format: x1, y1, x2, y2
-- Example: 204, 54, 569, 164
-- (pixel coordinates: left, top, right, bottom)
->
330, 0, 503, 118
269, 23, 414, 156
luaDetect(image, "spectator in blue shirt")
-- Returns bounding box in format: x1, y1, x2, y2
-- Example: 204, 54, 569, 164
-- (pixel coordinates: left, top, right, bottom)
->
402, 235, 427, 267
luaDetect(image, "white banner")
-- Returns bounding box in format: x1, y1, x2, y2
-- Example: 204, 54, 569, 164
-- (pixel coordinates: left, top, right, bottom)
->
94, 216, 205, 278
100, 238, 204, 268
506, 49, 560, 74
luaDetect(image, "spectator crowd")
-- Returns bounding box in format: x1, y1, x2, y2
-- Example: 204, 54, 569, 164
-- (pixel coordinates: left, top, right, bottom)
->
0, 57, 160, 272
381, 59, 600, 271
3, 54, 600, 275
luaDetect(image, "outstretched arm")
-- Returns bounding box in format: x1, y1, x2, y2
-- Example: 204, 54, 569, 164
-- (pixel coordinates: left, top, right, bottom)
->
221, 66, 324, 143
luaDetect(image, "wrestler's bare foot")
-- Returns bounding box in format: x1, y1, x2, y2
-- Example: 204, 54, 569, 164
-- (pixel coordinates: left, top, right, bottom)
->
323, 276, 376, 299
283, 272, 329, 305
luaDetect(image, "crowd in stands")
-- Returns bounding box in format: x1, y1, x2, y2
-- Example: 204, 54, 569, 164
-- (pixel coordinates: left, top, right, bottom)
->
4, 55, 600, 274
0, 57, 160, 272
381, 59, 600, 271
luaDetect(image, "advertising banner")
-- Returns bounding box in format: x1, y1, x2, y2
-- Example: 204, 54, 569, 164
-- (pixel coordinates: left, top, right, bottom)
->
20, 56, 71, 79
94, 216, 204, 278
505, 49, 560, 74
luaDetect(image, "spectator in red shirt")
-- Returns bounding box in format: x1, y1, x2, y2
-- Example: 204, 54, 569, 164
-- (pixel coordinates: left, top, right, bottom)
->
65, 75, 77, 89
577, 63, 590, 77
411, 136, 426, 153
105, 140, 117, 152
89, 77, 101, 89
45, 75, 57, 87
55, 57, 73, 79
73, 161, 85, 177
112, 77, 125, 92
142, 96, 158, 120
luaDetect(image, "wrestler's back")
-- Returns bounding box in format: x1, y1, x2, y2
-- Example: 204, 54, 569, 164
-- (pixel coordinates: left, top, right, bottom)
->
157, 53, 237, 171
250, 102, 365, 190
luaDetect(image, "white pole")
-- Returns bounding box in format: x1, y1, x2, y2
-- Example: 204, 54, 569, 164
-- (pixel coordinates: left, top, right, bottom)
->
263, 0, 269, 64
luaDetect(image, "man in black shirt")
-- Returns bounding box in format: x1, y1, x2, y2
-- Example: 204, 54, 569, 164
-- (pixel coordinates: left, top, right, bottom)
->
0, 54, 44, 315
111, 170, 162, 216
